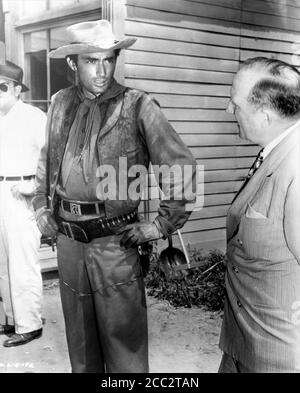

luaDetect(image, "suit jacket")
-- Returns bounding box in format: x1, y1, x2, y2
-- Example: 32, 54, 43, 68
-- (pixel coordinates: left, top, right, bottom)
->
219, 124, 300, 372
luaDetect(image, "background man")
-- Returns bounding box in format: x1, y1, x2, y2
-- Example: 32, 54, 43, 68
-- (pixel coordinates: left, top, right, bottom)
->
0, 43, 46, 347
219, 57, 300, 373
33, 20, 196, 373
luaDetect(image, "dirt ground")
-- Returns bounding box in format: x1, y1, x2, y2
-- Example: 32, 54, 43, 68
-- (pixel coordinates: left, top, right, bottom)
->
0, 278, 222, 373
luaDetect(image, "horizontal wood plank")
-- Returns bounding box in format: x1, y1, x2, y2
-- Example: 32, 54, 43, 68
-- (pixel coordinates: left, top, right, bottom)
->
204, 168, 247, 182
163, 108, 234, 122
185, 0, 241, 8
250, 0, 300, 8
243, 0, 300, 20
124, 51, 239, 73
126, 0, 241, 23
125, 64, 234, 85
190, 145, 258, 158
180, 134, 251, 146
128, 37, 240, 60
241, 37, 296, 54
125, 19, 241, 48
153, 94, 229, 109
242, 23, 300, 42
171, 122, 238, 134
125, 79, 231, 96
197, 156, 256, 170
242, 10, 300, 32
126, 4, 241, 35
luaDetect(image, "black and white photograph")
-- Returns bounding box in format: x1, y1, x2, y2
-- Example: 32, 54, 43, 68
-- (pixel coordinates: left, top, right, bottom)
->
0, 0, 299, 377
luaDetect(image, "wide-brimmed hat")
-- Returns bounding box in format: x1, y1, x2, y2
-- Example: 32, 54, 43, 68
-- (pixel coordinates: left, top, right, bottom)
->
49, 19, 137, 59
0, 42, 29, 92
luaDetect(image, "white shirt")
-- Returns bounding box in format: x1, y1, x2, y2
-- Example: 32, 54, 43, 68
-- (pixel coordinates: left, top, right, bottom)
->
0, 100, 46, 176
263, 120, 300, 159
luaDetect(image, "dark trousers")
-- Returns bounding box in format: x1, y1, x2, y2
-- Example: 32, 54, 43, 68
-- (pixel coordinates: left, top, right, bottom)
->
56, 233, 149, 373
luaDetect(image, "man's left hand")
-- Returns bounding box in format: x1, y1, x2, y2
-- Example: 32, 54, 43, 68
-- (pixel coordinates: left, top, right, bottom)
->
118, 221, 161, 249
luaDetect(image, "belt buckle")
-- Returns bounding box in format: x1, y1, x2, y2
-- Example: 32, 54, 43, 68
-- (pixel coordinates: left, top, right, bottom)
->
70, 202, 82, 215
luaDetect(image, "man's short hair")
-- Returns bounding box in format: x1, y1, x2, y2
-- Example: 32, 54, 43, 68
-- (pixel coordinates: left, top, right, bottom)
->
240, 57, 300, 118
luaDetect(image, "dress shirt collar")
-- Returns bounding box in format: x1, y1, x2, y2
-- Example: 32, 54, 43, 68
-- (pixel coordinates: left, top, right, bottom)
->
262, 119, 300, 159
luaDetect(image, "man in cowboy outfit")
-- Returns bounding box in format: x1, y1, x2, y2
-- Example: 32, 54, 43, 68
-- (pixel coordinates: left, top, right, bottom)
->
33, 20, 197, 373
0, 43, 46, 346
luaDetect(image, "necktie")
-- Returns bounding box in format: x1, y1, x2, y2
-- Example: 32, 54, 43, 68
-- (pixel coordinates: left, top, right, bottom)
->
246, 148, 264, 180
232, 148, 264, 202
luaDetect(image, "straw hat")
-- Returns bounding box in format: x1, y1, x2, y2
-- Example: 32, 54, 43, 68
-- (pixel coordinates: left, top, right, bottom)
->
49, 19, 137, 58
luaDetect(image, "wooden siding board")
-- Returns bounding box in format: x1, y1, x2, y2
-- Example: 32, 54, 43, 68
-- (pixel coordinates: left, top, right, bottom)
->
152, 95, 230, 109
181, 134, 251, 146
172, 122, 238, 134
242, 10, 300, 32
126, 5, 241, 35
163, 108, 234, 121
125, 79, 231, 96
125, 51, 239, 73
190, 146, 259, 159
198, 157, 256, 170
241, 37, 296, 54
130, 37, 240, 60
125, 19, 241, 48
125, 64, 234, 85
251, 0, 300, 8
185, 0, 242, 9
242, 24, 300, 42
126, 0, 242, 23
243, 0, 300, 20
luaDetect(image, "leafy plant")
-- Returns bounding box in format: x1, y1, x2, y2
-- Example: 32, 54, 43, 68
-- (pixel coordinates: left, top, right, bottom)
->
144, 246, 227, 311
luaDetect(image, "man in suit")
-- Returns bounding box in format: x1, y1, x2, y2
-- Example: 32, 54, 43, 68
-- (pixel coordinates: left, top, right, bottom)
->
218, 57, 300, 373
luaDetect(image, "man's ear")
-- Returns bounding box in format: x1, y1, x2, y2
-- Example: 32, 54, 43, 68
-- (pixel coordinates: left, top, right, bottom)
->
66, 57, 77, 72
261, 106, 272, 127
14, 84, 22, 97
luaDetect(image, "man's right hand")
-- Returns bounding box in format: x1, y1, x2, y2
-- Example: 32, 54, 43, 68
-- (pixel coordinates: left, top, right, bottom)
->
36, 209, 58, 237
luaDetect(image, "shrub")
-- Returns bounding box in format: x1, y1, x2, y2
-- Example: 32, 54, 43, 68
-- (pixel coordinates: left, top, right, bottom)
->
144, 246, 227, 311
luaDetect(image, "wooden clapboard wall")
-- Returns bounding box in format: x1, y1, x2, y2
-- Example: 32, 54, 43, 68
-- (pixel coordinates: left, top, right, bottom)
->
241, 0, 300, 65
118, 0, 300, 250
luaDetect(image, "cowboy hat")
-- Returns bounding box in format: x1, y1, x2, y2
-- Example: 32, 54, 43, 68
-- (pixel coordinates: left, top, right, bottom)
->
48, 19, 137, 59
0, 42, 29, 92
